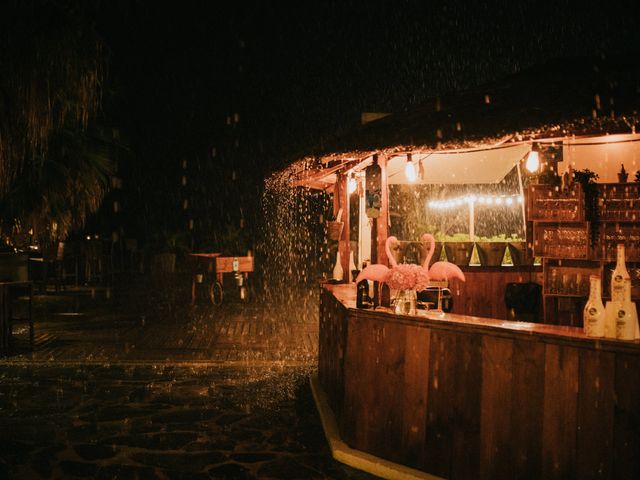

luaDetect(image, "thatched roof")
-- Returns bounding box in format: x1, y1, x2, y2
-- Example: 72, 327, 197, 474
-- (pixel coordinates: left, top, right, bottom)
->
298, 57, 640, 167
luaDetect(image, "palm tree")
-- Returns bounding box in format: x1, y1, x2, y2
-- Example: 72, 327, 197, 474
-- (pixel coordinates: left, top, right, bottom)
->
0, 125, 115, 245
0, 1, 110, 246
0, 0, 106, 193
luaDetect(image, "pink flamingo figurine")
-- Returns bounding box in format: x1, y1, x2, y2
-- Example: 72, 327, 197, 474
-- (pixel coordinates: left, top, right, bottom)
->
355, 236, 429, 291
355, 235, 398, 284
421, 233, 466, 283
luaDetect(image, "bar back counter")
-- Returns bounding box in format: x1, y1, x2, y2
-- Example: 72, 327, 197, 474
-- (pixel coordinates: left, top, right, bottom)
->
318, 283, 640, 480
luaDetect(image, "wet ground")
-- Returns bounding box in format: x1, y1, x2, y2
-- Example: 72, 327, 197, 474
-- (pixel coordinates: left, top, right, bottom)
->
0, 274, 376, 479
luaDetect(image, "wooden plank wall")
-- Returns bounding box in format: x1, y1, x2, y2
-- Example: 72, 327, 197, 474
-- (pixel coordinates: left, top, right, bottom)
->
318, 289, 349, 419
330, 310, 640, 479
451, 268, 543, 320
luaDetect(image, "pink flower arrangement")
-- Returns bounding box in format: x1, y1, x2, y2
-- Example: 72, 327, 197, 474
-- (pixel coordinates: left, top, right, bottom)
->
384, 263, 430, 291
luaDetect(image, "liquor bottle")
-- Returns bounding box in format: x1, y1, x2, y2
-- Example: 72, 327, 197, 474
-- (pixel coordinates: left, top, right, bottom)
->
332, 251, 343, 281
611, 244, 630, 300
583, 275, 605, 337
356, 268, 371, 309
604, 301, 618, 338
615, 276, 636, 340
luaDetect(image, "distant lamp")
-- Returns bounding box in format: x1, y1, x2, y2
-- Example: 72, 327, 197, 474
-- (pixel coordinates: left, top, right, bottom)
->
405, 153, 417, 183
347, 174, 357, 194
526, 149, 540, 173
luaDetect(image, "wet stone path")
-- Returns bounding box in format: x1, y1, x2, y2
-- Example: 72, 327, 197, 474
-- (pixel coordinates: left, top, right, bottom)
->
0, 364, 374, 479
0, 279, 377, 479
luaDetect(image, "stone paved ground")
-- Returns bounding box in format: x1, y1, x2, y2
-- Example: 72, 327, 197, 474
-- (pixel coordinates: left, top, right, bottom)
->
0, 275, 377, 479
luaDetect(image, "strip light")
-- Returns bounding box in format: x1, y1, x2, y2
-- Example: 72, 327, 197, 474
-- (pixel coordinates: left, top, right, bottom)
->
428, 194, 524, 209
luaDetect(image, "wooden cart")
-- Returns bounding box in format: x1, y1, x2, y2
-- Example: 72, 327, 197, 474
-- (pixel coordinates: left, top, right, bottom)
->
189, 253, 254, 304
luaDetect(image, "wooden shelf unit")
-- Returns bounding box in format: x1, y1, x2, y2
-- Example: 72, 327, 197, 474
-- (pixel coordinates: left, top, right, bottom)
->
530, 182, 640, 325
532, 221, 591, 260
527, 182, 584, 222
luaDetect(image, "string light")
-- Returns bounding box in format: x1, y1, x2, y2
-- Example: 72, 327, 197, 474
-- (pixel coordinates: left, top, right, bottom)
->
405, 153, 417, 183
525, 150, 540, 173
428, 193, 523, 209
347, 175, 357, 194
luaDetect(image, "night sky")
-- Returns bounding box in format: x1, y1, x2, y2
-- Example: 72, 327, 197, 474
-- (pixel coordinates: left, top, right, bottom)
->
5, 0, 640, 249
96, 0, 640, 163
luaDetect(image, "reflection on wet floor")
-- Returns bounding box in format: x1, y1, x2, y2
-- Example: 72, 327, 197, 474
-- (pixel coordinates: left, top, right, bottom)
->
1, 278, 375, 479
0, 365, 374, 479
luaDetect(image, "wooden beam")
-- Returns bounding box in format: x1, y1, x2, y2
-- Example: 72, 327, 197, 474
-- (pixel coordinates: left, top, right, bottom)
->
335, 173, 350, 282
377, 155, 389, 266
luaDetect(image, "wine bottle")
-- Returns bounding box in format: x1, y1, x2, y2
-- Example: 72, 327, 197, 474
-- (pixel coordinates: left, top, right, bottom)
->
356, 276, 371, 308
583, 275, 605, 337
611, 244, 630, 300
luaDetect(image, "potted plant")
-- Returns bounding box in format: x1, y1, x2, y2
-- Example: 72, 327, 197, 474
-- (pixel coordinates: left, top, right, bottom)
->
437, 233, 475, 267
475, 235, 509, 267
507, 240, 534, 266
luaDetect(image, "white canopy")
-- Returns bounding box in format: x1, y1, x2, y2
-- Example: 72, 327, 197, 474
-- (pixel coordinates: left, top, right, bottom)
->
386, 143, 530, 184
559, 133, 640, 183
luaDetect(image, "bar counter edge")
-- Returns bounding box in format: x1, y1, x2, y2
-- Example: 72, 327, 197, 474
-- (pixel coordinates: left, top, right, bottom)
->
318, 283, 640, 480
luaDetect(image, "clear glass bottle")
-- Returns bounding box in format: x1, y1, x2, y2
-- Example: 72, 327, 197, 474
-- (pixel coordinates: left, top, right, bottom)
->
583, 275, 605, 337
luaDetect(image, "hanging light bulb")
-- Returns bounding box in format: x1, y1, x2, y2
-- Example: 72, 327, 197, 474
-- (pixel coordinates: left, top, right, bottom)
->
347, 174, 357, 194
405, 153, 417, 182
526, 147, 540, 173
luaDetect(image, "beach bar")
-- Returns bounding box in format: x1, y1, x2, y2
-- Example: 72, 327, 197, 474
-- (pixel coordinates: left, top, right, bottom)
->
286, 59, 640, 478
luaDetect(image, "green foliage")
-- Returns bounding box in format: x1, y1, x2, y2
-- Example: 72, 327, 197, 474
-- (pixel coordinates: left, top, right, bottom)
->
0, 127, 114, 244
432, 232, 474, 242
0, 1, 106, 193
475, 233, 524, 242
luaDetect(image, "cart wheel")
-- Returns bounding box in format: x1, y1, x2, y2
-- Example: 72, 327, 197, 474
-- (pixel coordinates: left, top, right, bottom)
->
209, 281, 224, 305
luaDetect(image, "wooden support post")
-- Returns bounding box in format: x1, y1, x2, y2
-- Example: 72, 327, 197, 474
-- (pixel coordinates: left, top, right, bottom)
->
377, 155, 389, 266
335, 173, 350, 282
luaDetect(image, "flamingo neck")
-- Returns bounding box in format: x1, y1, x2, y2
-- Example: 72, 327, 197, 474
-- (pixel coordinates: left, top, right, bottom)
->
422, 233, 435, 268
385, 236, 398, 267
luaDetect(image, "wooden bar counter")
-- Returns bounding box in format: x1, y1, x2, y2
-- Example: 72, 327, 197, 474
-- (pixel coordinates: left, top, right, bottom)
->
318, 284, 640, 480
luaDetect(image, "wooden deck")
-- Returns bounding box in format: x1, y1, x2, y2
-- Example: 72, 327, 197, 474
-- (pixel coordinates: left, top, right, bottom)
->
3, 286, 318, 365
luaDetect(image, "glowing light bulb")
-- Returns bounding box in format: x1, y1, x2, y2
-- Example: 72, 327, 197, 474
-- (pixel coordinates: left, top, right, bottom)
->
405, 160, 417, 182
517, 195, 524, 204
348, 176, 357, 194
526, 150, 540, 173
496, 197, 504, 205
506, 197, 514, 205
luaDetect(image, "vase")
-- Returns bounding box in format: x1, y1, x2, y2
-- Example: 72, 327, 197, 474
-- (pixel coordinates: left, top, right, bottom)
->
394, 289, 417, 315
332, 251, 343, 281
